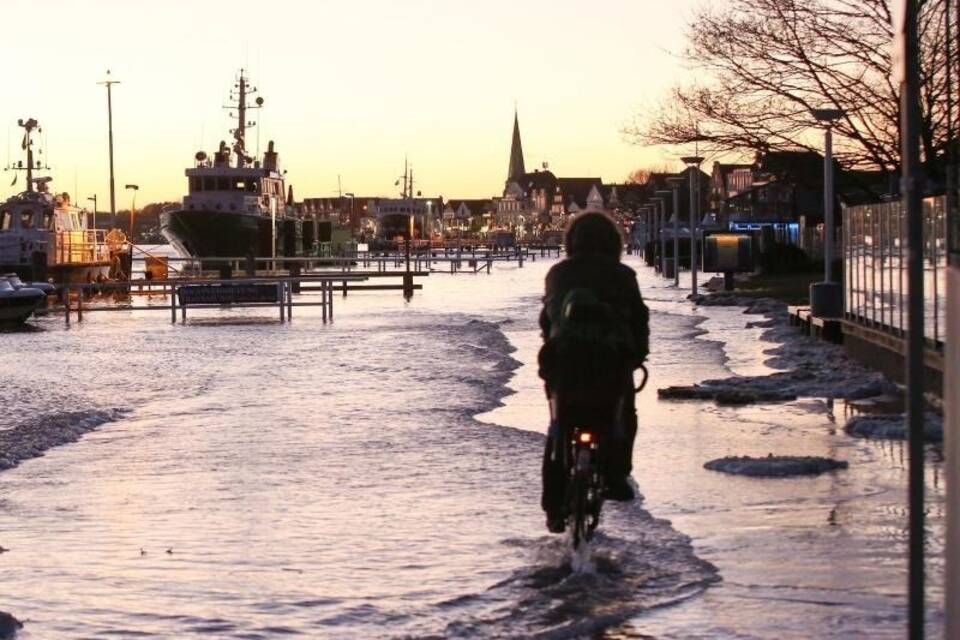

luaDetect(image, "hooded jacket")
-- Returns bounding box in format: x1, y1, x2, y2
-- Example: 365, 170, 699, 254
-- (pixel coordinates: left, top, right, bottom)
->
538, 213, 650, 376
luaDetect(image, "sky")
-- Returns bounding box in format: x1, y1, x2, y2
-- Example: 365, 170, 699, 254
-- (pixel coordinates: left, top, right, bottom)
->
0, 0, 706, 208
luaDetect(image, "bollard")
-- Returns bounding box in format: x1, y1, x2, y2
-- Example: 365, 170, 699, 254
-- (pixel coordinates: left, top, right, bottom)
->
290, 264, 302, 294
287, 281, 293, 319
322, 281, 328, 323
278, 282, 285, 322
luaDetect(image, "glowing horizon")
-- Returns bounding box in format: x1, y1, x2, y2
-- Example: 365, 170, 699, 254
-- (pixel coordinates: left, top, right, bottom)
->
0, 0, 704, 209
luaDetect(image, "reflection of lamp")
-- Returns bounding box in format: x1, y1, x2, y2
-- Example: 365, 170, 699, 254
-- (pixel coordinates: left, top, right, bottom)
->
681, 156, 704, 297
809, 108, 844, 317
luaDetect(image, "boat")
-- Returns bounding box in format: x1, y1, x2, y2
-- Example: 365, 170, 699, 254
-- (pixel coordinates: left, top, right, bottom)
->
0, 276, 44, 326
0, 118, 118, 284
161, 70, 306, 262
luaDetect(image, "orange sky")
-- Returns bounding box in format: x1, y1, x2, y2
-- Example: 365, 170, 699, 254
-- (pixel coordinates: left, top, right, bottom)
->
0, 0, 707, 208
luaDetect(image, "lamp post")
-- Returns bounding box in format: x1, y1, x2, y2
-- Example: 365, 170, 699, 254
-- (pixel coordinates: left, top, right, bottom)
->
87, 195, 97, 230
809, 108, 844, 317
125, 184, 138, 242
655, 190, 672, 277
98, 71, 120, 218
681, 156, 704, 297
344, 192, 355, 229
667, 177, 685, 286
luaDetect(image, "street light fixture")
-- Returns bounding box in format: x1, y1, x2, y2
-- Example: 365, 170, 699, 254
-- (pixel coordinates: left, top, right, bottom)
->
681, 155, 704, 297
810, 108, 844, 317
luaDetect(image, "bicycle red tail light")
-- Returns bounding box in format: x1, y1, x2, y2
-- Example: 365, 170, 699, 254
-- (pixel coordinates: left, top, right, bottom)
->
578, 432, 593, 444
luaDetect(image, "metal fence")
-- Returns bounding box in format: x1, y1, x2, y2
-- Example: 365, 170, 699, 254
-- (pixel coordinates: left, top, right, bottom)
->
844, 196, 948, 348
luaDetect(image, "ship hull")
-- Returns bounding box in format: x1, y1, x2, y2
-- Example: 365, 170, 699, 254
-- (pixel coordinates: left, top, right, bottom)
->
161, 209, 303, 260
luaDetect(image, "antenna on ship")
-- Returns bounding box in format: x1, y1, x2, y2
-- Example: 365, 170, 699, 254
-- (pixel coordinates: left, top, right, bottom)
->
6, 118, 48, 193
225, 68, 263, 168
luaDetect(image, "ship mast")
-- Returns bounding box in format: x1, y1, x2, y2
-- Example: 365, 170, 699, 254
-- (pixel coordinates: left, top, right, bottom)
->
9, 118, 43, 193
226, 69, 263, 168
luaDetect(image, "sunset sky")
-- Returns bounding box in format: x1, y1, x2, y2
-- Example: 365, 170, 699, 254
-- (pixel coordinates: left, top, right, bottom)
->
0, 0, 707, 208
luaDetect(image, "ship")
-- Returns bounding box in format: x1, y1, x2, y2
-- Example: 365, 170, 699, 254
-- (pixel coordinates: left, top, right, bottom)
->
161, 70, 306, 261
0, 118, 118, 283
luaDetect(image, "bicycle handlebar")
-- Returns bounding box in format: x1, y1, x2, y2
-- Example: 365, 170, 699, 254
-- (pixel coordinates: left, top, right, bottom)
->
635, 364, 649, 393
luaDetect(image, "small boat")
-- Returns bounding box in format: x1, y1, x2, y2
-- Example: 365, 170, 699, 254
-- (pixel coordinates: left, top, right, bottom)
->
0, 118, 118, 284
0, 276, 44, 326
4, 273, 54, 307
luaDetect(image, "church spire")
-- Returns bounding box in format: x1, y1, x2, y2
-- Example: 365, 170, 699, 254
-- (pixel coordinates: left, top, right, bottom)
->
507, 109, 526, 182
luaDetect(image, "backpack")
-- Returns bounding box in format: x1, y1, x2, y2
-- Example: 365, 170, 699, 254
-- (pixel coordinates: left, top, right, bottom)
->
539, 287, 634, 393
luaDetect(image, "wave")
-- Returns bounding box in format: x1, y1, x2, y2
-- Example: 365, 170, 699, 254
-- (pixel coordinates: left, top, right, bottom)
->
0, 407, 127, 472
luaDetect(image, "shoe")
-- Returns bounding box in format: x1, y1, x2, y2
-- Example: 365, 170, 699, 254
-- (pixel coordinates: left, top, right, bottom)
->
546, 513, 566, 534
604, 478, 635, 502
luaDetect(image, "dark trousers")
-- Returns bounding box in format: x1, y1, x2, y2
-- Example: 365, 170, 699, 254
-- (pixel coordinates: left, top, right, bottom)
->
541, 385, 637, 515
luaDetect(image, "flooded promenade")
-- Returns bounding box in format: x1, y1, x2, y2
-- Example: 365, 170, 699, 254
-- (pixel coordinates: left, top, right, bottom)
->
0, 255, 945, 638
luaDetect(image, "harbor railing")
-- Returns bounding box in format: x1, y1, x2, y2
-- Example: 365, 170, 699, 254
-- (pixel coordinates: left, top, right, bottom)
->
54, 274, 366, 325
843, 195, 947, 349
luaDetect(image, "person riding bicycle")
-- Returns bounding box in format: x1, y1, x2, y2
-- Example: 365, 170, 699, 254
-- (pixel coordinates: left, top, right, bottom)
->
538, 211, 649, 534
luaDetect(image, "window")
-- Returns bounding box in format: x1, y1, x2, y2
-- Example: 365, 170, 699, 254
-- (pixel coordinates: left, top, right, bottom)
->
234, 180, 246, 191
216, 177, 229, 191
190, 177, 202, 192
20, 210, 35, 229
203, 177, 215, 191
0, 211, 10, 230
43, 209, 55, 230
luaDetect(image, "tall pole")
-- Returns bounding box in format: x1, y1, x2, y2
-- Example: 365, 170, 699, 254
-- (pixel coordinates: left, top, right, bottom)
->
824, 126, 835, 282
691, 167, 699, 295
98, 71, 120, 219
898, 2, 926, 637
946, 0, 960, 634
808, 111, 843, 316
682, 157, 704, 297
87, 195, 97, 230
668, 177, 684, 286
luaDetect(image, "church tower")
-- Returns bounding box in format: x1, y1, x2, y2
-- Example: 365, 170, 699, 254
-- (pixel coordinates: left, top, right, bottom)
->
507, 109, 526, 183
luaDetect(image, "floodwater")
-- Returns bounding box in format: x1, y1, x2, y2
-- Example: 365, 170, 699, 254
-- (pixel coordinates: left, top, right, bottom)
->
0, 252, 945, 638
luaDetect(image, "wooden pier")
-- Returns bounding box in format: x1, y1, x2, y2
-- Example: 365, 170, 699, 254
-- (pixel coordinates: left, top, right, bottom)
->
54, 274, 366, 325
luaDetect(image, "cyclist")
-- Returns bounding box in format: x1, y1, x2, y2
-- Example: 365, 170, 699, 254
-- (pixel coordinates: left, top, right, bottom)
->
538, 212, 650, 534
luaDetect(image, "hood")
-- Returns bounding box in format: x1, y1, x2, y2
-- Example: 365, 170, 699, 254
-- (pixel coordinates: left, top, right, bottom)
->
563, 212, 623, 259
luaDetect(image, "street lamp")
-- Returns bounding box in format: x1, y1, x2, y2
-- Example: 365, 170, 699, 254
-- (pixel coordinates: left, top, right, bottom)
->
654, 190, 672, 277
98, 70, 120, 218
667, 176, 686, 286
810, 108, 844, 317
87, 195, 97, 230
681, 155, 704, 297
125, 184, 139, 241
344, 192, 355, 229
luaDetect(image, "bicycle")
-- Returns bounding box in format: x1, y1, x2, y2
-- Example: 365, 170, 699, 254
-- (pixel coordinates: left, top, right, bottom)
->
563, 364, 649, 550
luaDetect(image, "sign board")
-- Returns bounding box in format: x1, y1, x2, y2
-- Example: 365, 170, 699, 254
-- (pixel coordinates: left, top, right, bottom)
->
702, 233, 754, 273
178, 283, 280, 305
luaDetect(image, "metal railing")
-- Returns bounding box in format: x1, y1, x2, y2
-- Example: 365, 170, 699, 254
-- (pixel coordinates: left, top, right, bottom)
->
53, 229, 111, 265
843, 195, 948, 348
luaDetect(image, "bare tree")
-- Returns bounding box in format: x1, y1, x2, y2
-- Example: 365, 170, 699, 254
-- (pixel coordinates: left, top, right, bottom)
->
626, 164, 676, 184
626, 0, 953, 177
